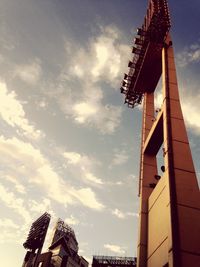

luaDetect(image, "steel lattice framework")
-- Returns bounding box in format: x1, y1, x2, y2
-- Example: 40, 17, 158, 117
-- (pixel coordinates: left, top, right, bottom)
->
92, 256, 137, 267
120, 0, 170, 108
23, 212, 51, 251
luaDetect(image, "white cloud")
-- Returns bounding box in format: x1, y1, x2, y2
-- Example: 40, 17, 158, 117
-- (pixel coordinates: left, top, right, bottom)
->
110, 150, 129, 167
73, 102, 98, 123
155, 90, 163, 108
116, 181, 123, 185
34, 164, 74, 205
65, 215, 79, 226
0, 218, 19, 229
0, 184, 31, 224
155, 43, 200, 135
91, 35, 121, 81
0, 135, 104, 211
181, 94, 200, 134
104, 244, 126, 254
0, 228, 20, 244
155, 87, 200, 135
63, 151, 103, 185
72, 187, 104, 211
112, 209, 125, 219
112, 208, 138, 219
53, 24, 129, 134
0, 81, 43, 139
4, 175, 26, 194
58, 83, 122, 134
177, 43, 200, 67
127, 212, 139, 217
64, 152, 82, 165
14, 59, 42, 85
69, 25, 130, 86
73, 100, 122, 135
85, 172, 103, 185
38, 99, 48, 109
0, 185, 54, 245
28, 198, 53, 214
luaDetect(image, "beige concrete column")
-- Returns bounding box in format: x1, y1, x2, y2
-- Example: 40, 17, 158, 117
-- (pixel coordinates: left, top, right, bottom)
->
162, 36, 200, 267
137, 92, 158, 267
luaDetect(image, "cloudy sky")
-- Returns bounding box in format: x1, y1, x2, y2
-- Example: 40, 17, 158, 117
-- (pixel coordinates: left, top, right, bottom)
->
0, 0, 200, 266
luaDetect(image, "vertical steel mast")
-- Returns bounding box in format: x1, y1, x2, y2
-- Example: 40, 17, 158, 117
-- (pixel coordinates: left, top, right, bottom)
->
120, 1, 200, 267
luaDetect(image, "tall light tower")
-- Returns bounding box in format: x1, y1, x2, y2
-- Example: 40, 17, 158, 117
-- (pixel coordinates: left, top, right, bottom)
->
120, 1, 200, 267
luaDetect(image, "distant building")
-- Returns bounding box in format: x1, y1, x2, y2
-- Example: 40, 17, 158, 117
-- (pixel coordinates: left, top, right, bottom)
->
92, 256, 137, 267
22, 214, 88, 267
49, 219, 88, 267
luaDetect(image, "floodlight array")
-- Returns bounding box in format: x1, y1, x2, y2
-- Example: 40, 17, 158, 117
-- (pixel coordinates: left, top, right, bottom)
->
23, 212, 51, 251
120, 0, 170, 108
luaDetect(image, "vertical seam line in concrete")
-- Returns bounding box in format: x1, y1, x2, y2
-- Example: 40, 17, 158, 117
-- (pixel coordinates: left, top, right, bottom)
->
164, 41, 181, 267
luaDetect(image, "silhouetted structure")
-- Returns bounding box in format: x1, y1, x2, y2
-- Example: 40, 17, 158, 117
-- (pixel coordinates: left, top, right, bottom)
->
120, 1, 200, 267
22, 212, 51, 267
49, 219, 88, 267
22, 215, 88, 267
92, 256, 136, 267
